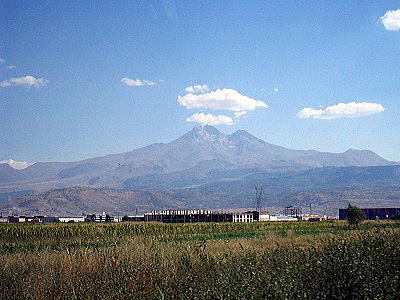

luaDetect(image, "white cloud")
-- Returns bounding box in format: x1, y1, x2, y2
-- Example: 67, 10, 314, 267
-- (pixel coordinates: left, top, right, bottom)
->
0, 159, 32, 170
297, 102, 385, 120
186, 113, 234, 125
0, 76, 49, 88
0, 59, 16, 70
178, 88, 268, 112
381, 9, 400, 31
274, 87, 279, 92
185, 84, 209, 93
234, 111, 248, 118
121, 78, 157, 87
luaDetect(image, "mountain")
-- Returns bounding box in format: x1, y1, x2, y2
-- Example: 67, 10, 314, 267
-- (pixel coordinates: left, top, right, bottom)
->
126, 165, 400, 216
0, 125, 394, 195
3, 165, 400, 216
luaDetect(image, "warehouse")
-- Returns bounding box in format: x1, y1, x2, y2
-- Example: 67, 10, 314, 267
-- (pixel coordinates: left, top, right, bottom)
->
339, 207, 400, 220
120, 210, 262, 223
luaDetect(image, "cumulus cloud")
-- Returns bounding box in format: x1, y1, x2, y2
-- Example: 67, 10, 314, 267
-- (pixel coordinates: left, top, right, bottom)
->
0, 76, 49, 88
234, 111, 248, 118
0, 58, 5, 64
381, 9, 400, 31
6, 65, 16, 70
178, 88, 268, 112
121, 78, 157, 87
0, 159, 32, 170
185, 84, 209, 93
297, 102, 385, 120
186, 113, 234, 125
274, 87, 279, 92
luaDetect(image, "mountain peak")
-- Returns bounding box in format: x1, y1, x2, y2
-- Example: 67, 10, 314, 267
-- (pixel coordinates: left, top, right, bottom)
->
174, 125, 225, 144
229, 129, 262, 143
188, 125, 224, 141
192, 125, 222, 136
230, 129, 252, 137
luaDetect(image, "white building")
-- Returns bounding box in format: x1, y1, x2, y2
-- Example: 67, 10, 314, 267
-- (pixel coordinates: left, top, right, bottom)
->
58, 216, 85, 223
259, 214, 298, 222
233, 212, 256, 223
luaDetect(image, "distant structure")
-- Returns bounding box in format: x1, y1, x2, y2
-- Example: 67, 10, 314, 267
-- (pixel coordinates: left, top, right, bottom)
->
136, 210, 259, 223
1, 206, 331, 224
283, 206, 302, 218
255, 186, 263, 212
339, 207, 400, 220
59, 216, 85, 223
85, 213, 119, 222
259, 214, 298, 222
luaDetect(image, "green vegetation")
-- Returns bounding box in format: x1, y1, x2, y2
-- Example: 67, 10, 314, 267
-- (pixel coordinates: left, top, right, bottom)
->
346, 204, 365, 226
1, 221, 399, 299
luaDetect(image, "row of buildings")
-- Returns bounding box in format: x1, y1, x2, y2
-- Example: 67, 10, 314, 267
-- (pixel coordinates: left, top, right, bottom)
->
0, 207, 327, 224
0, 213, 120, 223
2, 206, 399, 224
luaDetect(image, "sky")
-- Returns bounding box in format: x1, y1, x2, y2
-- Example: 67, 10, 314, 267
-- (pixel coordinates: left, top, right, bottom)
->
1, 0, 400, 165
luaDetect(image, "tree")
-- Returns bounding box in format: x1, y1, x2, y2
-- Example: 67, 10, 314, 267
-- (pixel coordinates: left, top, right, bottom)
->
346, 204, 364, 227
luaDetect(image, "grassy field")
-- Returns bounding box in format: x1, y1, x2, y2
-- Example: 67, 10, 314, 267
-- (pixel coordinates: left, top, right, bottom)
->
1, 221, 400, 299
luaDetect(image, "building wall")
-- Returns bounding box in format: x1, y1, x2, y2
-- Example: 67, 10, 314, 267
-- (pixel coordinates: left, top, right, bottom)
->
145, 212, 234, 223
59, 217, 85, 223
233, 214, 254, 223
259, 214, 271, 222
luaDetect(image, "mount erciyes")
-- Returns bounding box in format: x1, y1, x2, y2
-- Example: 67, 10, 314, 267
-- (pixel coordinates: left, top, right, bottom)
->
0, 125, 394, 192
1, 126, 398, 215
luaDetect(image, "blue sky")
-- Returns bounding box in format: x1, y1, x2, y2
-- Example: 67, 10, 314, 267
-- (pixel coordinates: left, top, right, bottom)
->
1, 0, 400, 164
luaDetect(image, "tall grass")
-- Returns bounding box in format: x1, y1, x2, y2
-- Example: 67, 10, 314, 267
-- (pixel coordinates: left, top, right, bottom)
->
1, 222, 399, 299
1, 220, 395, 239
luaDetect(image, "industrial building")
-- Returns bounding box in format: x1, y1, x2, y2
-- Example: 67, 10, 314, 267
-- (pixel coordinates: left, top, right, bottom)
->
85, 213, 121, 222
0, 207, 327, 224
233, 211, 258, 223
2, 214, 119, 223
259, 214, 298, 222
283, 206, 303, 218
339, 207, 400, 220
125, 210, 259, 223
7, 216, 45, 223
58, 216, 85, 223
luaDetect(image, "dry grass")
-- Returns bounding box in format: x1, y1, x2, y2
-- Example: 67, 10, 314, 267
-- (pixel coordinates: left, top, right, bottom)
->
1, 222, 399, 299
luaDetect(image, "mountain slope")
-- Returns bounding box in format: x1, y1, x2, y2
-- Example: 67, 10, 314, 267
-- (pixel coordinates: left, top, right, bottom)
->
4, 165, 400, 216
0, 186, 181, 216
